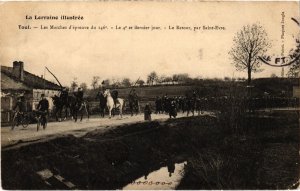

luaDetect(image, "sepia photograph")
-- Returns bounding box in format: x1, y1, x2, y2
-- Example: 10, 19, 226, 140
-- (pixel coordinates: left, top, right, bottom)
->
0, 1, 299, 190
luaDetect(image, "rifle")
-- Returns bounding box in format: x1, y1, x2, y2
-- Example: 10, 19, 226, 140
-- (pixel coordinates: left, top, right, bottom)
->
129, 77, 140, 94
45, 67, 63, 89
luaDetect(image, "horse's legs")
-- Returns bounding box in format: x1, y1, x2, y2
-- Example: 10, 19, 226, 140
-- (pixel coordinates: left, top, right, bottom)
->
120, 105, 123, 118
73, 108, 78, 122
108, 107, 111, 119
85, 104, 89, 119
80, 109, 83, 122
64, 105, 68, 120
54, 109, 59, 121
58, 107, 62, 122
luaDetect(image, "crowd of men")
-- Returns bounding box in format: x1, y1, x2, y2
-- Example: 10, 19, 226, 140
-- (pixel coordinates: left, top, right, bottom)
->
155, 91, 300, 117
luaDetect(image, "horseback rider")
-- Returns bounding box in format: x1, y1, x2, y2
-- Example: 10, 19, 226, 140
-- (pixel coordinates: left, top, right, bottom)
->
60, 87, 69, 105
74, 87, 84, 106
111, 89, 119, 106
129, 89, 139, 104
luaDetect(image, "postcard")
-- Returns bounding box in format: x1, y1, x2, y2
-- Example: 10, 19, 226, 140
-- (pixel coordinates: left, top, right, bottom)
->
1, 1, 299, 190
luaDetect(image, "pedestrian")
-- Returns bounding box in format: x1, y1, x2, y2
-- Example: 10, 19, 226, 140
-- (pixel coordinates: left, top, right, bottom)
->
144, 103, 152, 121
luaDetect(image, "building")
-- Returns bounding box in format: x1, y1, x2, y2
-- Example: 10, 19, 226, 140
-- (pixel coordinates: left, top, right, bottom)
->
1, 61, 61, 124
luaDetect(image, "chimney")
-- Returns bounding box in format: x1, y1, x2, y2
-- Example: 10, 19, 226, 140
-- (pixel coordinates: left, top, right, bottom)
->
13, 61, 24, 81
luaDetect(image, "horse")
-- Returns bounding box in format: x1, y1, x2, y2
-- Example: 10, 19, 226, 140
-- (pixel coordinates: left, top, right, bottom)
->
96, 92, 107, 117
103, 89, 125, 118
52, 95, 70, 121
52, 95, 89, 122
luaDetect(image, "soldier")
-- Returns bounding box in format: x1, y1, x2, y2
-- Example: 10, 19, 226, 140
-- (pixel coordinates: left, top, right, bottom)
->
144, 103, 152, 121
129, 89, 138, 99
111, 89, 119, 106
60, 87, 69, 106
169, 100, 177, 118
12, 96, 26, 128
37, 94, 49, 129
37, 94, 49, 112
13, 96, 26, 113
75, 88, 84, 104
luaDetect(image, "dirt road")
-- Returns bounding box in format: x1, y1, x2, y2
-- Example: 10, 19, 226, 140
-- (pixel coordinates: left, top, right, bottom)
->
1, 113, 188, 147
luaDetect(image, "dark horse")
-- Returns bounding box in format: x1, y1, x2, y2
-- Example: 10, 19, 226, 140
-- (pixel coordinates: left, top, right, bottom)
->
52, 95, 89, 122
52, 95, 71, 121
96, 91, 107, 117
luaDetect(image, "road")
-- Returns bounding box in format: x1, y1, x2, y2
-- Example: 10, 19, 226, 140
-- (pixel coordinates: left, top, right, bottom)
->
1, 113, 189, 148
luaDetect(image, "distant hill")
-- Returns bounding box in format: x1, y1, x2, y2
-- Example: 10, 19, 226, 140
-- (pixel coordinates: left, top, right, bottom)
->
86, 78, 299, 101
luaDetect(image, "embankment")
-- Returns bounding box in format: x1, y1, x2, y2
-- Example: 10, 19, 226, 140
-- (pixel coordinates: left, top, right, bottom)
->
2, 112, 299, 189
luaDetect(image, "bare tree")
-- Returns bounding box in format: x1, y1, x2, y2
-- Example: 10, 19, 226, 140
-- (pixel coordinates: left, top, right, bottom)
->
91, 76, 100, 90
229, 24, 271, 85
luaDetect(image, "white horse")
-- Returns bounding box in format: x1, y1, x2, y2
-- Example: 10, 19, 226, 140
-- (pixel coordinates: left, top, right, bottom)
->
103, 89, 124, 118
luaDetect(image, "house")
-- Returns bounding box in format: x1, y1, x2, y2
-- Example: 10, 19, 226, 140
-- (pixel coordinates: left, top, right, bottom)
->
1, 61, 61, 124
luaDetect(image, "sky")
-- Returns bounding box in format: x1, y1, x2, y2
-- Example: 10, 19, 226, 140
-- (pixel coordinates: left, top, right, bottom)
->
0, 1, 299, 87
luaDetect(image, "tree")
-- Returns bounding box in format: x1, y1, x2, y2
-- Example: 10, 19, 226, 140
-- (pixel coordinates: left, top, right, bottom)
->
91, 76, 100, 90
137, 79, 145, 86
147, 71, 158, 85
177, 73, 189, 83
158, 75, 167, 84
172, 74, 179, 84
79, 82, 88, 92
121, 78, 131, 87
229, 24, 271, 85
287, 39, 300, 77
